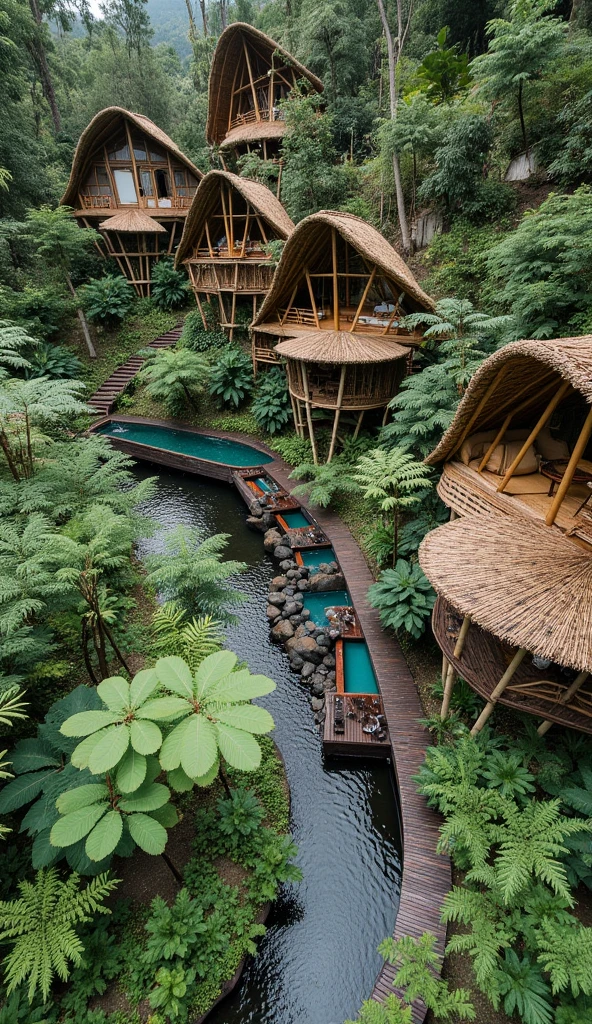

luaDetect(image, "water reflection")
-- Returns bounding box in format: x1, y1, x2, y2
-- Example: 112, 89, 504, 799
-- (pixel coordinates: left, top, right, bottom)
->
134, 465, 402, 1024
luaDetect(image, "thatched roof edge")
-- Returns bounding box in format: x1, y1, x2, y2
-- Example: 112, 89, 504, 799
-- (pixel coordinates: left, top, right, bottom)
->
274, 331, 410, 364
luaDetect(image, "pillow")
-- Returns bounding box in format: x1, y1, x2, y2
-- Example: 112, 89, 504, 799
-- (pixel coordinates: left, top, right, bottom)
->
459, 430, 497, 466
485, 441, 539, 476
536, 425, 570, 461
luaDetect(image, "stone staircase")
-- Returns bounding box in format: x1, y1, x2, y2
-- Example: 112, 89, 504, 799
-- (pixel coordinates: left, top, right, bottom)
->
89, 321, 183, 418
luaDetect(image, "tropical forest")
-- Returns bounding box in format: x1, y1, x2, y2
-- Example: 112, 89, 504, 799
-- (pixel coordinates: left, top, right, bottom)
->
2, 1, 592, 1023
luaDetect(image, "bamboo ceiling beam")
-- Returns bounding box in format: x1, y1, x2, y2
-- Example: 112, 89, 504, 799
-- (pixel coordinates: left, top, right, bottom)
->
446, 366, 510, 462
281, 282, 299, 324
219, 187, 232, 253
243, 39, 261, 119
204, 219, 214, 258
241, 207, 250, 257
471, 648, 528, 735
478, 413, 513, 473
497, 381, 571, 492
546, 404, 592, 526
102, 144, 117, 205
350, 267, 376, 332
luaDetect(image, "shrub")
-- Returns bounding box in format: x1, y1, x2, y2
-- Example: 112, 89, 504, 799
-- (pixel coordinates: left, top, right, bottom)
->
367, 560, 436, 639
208, 348, 253, 409
180, 309, 226, 352
217, 787, 265, 856
252, 367, 291, 434
138, 347, 210, 413
23, 342, 85, 380
0, 285, 71, 341
150, 259, 189, 310
81, 275, 134, 327
268, 432, 312, 466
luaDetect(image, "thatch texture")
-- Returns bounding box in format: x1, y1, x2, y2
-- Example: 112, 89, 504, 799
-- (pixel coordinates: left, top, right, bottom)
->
253, 211, 435, 324
175, 170, 294, 265
275, 330, 409, 364
62, 107, 202, 208
219, 121, 287, 150
427, 336, 592, 464
99, 210, 166, 233
207, 23, 323, 146
419, 513, 592, 673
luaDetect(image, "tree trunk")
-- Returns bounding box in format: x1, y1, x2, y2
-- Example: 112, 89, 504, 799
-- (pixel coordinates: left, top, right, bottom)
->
184, 0, 197, 41
82, 621, 99, 685
65, 272, 97, 359
375, 0, 412, 254
181, 381, 197, 409
28, 0, 61, 134
102, 621, 132, 674
198, 0, 208, 36
517, 79, 528, 153
0, 429, 21, 482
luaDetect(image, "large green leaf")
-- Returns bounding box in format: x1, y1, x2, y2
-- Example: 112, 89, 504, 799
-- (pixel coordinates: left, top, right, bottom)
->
85, 810, 123, 862
97, 676, 130, 712
32, 828, 61, 869
155, 656, 194, 698
194, 650, 237, 697
119, 782, 170, 812
116, 747, 147, 793
167, 766, 195, 793
150, 803, 178, 828
216, 723, 262, 771
71, 732, 103, 770
130, 667, 159, 706
10, 739, 60, 774
158, 718, 191, 771
130, 719, 162, 755
60, 710, 121, 737
50, 804, 107, 848
56, 784, 109, 815
0, 770, 57, 814
136, 696, 189, 720
87, 725, 130, 774
193, 758, 220, 788
215, 704, 274, 734
180, 715, 218, 778
127, 812, 167, 855
207, 671, 276, 705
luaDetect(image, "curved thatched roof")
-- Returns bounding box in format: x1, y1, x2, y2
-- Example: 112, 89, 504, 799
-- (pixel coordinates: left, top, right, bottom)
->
219, 120, 287, 151
419, 514, 592, 673
253, 211, 435, 325
426, 337, 592, 465
207, 23, 323, 146
99, 210, 166, 233
62, 107, 202, 208
275, 331, 409, 364
175, 170, 294, 265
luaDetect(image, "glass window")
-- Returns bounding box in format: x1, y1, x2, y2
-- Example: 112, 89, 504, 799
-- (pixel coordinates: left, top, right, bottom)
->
155, 169, 170, 199
97, 165, 109, 184
149, 144, 167, 162
174, 170, 185, 187
108, 138, 130, 161
140, 170, 154, 196
113, 169, 138, 204
132, 136, 147, 160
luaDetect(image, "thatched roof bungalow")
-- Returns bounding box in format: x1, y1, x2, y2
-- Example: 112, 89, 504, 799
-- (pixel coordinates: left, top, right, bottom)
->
175, 170, 294, 337
207, 23, 323, 163
61, 107, 202, 296
251, 210, 434, 460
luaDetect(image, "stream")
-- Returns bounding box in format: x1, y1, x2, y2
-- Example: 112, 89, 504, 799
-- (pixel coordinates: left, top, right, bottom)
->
134, 465, 403, 1024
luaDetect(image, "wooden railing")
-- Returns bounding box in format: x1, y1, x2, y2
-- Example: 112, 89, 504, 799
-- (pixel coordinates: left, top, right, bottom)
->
81, 196, 114, 209
230, 109, 270, 129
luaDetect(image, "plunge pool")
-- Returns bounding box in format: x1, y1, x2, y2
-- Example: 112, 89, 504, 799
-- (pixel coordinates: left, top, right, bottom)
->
97, 419, 274, 467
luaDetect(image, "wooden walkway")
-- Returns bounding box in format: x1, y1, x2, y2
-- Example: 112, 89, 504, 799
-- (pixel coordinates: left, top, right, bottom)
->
89, 322, 183, 416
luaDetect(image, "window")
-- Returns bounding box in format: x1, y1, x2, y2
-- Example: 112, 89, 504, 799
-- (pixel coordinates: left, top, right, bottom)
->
172, 168, 198, 198
113, 169, 138, 204
140, 169, 154, 196
155, 169, 170, 199
132, 136, 147, 160
108, 138, 130, 161
81, 164, 112, 197
149, 143, 167, 162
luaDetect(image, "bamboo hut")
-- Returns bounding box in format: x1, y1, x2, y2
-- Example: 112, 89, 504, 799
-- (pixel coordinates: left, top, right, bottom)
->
419, 515, 592, 736
206, 23, 323, 173
251, 211, 434, 460
175, 171, 294, 339
421, 335, 592, 735
62, 107, 203, 296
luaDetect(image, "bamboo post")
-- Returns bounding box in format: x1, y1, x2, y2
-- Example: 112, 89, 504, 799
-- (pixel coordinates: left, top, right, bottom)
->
219, 185, 231, 254
305, 269, 320, 328
332, 228, 339, 330
243, 40, 260, 119
470, 648, 528, 735
124, 120, 142, 205
441, 661, 456, 720
204, 219, 215, 258
289, 391, 300, 434
497, 381, 570, 493
441, 653, 450, 685
281, 283, 299, 325
227, 182, 234, 253
327, 366, 346, 463
546, 405, 592, 525
301, 363, 318, 464
537, 671, 590, 735
453, 616, 471, 659
478, 413, 513, 473
353, 410, 365, 439
350, 267, 376, 332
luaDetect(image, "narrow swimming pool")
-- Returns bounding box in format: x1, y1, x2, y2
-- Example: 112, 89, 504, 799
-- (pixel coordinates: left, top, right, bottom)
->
302, 590, 351, 626
297, 547, 338, 573
344, 641, 380, 695
278, 510, 311, 529
97, 420, 274, 467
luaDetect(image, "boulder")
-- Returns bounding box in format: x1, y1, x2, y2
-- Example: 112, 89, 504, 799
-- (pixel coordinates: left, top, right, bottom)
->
308, 572, 347, 593
286, 569, 300, 579
270, 575, 288, 592
271, 620, 294, 643
311, 696, 324, 711
322, 677, 337, 691
263, 529, 283, 553
301, 662, 316, 680
274, 545, 293, 561
286, 635, 322, 663
316, 634, 331, 648
297, 579, 309, 592
311, 680, 325, 697
323, 653, 336, 668
268, 593, 286, 608
289, 653, 304, 672
301, 608, 311, 620
280, 559, 296, 571
284, 602, 301, 618
266, 604, 281, 622
246, 515, 267, 532
305, 621, 317, 632
318, 562, 333, 574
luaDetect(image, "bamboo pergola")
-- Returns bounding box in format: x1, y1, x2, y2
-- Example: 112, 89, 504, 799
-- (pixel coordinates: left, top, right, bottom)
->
175, 171, 294, 339
61, 107, 203, 296
206, 23, 323, 170
419, 514, 592, 736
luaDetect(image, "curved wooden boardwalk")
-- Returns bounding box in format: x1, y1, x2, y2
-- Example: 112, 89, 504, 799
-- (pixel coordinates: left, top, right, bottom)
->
92, 416, 450, 1022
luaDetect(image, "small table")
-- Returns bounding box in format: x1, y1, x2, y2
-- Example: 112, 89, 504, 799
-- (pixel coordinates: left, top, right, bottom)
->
540, 459, 592, 497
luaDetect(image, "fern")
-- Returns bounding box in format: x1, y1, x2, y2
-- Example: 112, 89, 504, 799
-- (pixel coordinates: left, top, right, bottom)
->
442, 886, 517, 989
150, 602, 224, 670
494, 950, 553, 1024
290, 457, 361, 507
345, 995, 413, 1023
0, 868, 118, 1001
536, 920, 592, 998
379, 932, 475, 1019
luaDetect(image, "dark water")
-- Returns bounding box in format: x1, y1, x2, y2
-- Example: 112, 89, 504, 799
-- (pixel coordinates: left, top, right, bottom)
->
134, 465, 403, 1024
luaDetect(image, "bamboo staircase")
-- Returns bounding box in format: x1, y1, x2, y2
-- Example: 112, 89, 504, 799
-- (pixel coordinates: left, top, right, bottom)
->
89, 322, 183, 418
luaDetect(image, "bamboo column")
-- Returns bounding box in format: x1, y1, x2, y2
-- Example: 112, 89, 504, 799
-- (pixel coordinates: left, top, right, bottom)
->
497, 381, 570, 492
546, 405, 592, 526
327, 366, 346, 463
350, 267, 376, 333
470, 648, 527, 735
243, 40, 261, 120
441, 661, 456, 719
301, 363, 318, 464
537, 671, 590, 735
453, 616, 471, 659
332, 228, 339, 330
353, 410, 365, 439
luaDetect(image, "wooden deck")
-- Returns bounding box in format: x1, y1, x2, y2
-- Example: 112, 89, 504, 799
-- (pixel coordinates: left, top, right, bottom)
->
89, 322, 183, 416
323, 693, 391, 757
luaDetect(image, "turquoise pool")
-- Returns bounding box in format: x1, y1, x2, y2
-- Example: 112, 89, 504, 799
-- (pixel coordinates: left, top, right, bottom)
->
280, 510, 311, 529
298, 547, 338, 573
344, 641, 379, 694
97, 421, 274, 467
302, 590, 350, 626
255, 476, 276, 492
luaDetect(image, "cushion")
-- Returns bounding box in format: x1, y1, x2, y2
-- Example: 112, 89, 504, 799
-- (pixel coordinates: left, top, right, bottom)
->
536, 425, 570, 461
485, 441, 539, 476
459, 430, 497, 466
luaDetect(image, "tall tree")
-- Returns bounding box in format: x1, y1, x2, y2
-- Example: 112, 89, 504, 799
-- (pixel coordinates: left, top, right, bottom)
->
100, 0, 152, 55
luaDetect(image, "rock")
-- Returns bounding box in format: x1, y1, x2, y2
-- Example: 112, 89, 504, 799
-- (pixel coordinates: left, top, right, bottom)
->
283, 586, 295, 597
301, 662, 316, 680
268, 592, 286, 608
262, 512, 278, 529
311, 696, 324, 711
274, 545, 293, 561
263, 529, 283, 553
316, 634, 331, 648
329, 561, 339, 571
286, 569, 300, 579
318, 562, 333, 574
271, 620, 294, 643
314, 709, 326, 725
266, 604, 281, 621
311, 680, 325, 697
305, 621, 317, 632
270, 575, 288, 592
289, 614, 303, 626
301, 608, 311, 620
286, 635, 322, 663
289, 654, 304, 672
323, 653, 336, 668
279, 559, 295, 571
296, 579, 308, 592
308, 572, 347, 593
246, 515, 267, 532
322, 677, 336, 691
284, 602, 301, 617
326, 670, 336, 681
318, 664, 328, 674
